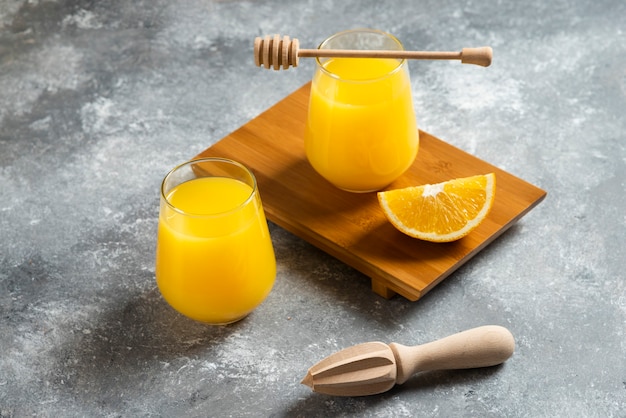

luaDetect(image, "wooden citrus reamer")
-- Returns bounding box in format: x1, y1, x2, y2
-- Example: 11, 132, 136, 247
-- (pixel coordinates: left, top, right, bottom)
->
254, 34, 493, 70
301, 325, 515, 396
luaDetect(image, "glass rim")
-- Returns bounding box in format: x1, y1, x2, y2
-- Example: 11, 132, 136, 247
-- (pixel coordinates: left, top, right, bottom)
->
315, 28, 406, 83
160, 157, 258, 218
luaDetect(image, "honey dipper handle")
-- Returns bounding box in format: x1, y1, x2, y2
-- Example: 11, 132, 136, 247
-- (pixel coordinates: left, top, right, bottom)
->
389, 325, 515, 385
298, 47, 492, 67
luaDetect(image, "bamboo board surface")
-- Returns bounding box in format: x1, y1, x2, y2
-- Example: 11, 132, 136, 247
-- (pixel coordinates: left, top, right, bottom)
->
197, 83, 546, 301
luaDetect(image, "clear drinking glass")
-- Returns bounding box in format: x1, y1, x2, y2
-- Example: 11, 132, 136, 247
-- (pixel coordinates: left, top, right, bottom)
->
304, 28, 419, 193
155, 158, 276, 324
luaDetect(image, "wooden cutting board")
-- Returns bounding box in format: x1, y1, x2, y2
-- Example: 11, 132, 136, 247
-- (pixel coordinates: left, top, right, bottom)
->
196, 83, 546, 301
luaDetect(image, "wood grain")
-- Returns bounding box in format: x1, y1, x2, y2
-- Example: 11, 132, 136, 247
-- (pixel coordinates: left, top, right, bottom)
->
196, 83, 546, 301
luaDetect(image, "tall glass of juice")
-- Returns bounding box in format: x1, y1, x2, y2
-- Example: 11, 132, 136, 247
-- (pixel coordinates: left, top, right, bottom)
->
155, 158, 276, 324
305, 29, 419, 193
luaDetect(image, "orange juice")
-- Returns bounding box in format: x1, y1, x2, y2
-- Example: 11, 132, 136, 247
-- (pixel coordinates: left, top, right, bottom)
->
155, 176, 276, 324
305, 56, 419, 192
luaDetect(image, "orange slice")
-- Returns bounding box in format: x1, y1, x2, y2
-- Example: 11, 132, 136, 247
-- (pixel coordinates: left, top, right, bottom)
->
377, 173, 496, 242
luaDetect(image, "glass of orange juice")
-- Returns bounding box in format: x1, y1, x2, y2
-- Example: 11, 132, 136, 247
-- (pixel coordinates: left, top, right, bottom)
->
305, 29, 419, 193
155, 158, 276, 325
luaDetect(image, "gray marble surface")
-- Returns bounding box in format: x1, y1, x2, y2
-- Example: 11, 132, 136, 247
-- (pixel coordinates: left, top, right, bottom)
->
1, 0, 625, 416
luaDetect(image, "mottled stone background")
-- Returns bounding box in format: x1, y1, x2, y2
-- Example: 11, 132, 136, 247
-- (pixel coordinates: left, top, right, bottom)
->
1, 0, 624, 416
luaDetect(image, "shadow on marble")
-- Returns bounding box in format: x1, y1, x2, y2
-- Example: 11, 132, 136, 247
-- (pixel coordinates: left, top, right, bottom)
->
273, 221, 524, 325
48, 287, 242, 399
395, 364, 506, 394
282, 364, 505, 416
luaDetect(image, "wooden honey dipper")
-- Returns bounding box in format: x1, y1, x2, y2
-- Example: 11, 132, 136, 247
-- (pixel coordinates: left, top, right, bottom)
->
254, 34, 493, 70
301, 325, 514, 396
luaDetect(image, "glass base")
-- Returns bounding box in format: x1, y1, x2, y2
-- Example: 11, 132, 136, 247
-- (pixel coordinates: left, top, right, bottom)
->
337, 187, 384, 193
332, 181, 392, 193
192, 313, 250, 326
